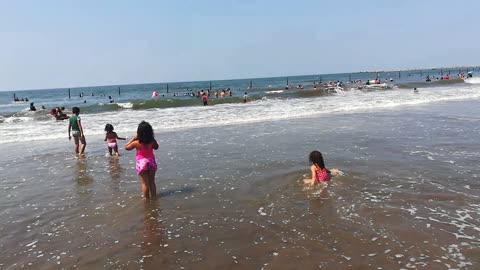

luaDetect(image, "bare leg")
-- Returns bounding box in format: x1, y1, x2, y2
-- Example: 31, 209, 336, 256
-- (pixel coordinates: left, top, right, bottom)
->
108, 146, 113, 156
114, 146, 120, 157
73, 137, 80, 154
79, 136, 87, 156
148, 170, 156, 198
138, 172, 150, 199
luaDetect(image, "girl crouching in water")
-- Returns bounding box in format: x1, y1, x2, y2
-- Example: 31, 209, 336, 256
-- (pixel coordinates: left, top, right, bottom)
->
125, 121, 159, 199
303, 150, 338, 186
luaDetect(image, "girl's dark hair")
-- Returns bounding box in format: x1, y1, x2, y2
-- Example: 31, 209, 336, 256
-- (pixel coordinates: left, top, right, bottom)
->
309, 150, 326, 170
137, 121, 154, 145
72, 107, 80, 115
105, 123, 114, 132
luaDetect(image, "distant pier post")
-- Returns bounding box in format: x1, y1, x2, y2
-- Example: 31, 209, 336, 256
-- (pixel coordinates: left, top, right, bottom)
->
319, 76, 322, 83
13, 93, 16, 101
286, 77, 289, 85
441, 69, 443, 76
118, 87, 121, 96
420, 70, 423, 76
249, 80, 252, 89
398, 71, 401, 79
68, 88, 71, 99
349, 74, 352, 82
209, 81, 212, 91
167, 84, 169, 94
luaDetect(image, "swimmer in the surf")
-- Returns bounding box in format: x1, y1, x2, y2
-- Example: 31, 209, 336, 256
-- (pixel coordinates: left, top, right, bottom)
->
50, 107, 69, 120
243, 92, 249, 103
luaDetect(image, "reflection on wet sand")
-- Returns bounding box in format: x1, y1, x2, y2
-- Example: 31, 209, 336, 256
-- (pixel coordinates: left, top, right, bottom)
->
74, 159, 94, 186
108, 157, 122, 183
140, 200, 169, 268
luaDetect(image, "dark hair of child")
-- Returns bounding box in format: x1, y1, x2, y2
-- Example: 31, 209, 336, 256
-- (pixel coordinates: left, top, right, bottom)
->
309, 150, 329, 172
137, 121, 154, 145
105, 123, 114, 132
72, 107, 80, 115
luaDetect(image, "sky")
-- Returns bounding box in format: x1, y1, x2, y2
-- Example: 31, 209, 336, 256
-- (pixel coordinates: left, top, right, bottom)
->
0, 0, 478, 91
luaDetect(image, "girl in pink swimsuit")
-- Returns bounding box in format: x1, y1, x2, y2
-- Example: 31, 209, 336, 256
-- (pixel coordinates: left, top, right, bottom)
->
104, 124, 126, 156
125, 121, 159, 199
303, 150, 338, 186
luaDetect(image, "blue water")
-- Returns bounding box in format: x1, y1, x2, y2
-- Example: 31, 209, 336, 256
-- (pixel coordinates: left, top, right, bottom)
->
1, 67, 476, 116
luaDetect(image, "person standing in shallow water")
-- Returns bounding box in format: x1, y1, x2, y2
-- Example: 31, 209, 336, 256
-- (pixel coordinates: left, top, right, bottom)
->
202, 93, 208, 106
68, 107, 86, 157
104, 124, 126, 157
125, 121, 159, 199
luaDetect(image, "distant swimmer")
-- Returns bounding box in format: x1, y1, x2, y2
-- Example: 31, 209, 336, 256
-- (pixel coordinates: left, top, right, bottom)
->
29, 102, 36, 111
414, 88, 419, 93
426, 75, 431, 82
50, 107, 69, 120
202, 93, 208, 106
243, 92, 249, 103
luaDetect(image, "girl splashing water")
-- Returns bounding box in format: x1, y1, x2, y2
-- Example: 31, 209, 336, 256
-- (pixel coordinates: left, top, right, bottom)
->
303, 150, 338, 186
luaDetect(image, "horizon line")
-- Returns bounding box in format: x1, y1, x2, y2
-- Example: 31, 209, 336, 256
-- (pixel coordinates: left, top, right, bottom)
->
2, 64, 478, 93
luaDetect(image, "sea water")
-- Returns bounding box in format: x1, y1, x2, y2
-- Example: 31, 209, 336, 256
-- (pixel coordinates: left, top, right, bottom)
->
0, 71, 479, 269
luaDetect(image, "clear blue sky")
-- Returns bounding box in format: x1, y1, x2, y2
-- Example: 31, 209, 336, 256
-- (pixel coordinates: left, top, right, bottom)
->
0, 0, 478, 90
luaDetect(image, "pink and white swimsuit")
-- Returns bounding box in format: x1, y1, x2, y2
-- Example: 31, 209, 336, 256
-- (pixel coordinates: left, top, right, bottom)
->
135, 143, 157, 175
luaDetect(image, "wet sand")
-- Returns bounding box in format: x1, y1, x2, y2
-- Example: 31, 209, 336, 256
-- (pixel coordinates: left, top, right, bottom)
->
1, 100, 479, 269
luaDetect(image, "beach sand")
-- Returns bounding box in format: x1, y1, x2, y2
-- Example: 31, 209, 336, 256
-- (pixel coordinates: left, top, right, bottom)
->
0, 100, 479, 269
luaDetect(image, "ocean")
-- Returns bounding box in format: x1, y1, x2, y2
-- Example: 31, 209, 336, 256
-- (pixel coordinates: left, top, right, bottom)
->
0, 68, 479, 269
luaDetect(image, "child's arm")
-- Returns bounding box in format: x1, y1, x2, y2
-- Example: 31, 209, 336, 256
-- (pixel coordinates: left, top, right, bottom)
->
152, 139, 159, 150
68, 121, 71, 141
115, 132, 126, 140
104, 134, 108, 141
124, 136, 138, 151
78, 119, 84, 137
330, 168, 339, 176
303, 165, 316, 185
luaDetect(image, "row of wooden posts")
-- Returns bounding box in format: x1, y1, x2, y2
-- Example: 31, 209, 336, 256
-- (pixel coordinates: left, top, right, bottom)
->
60, 67, 477, 99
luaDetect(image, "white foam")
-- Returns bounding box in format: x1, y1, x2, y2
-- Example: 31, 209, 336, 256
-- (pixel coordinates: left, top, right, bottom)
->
464, 77, 480, 84
2, 84, 480, 144
117, 102, 133, 109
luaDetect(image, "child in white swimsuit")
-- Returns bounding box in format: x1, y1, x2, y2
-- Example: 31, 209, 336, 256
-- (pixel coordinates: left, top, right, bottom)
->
104, 124, 126, 156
